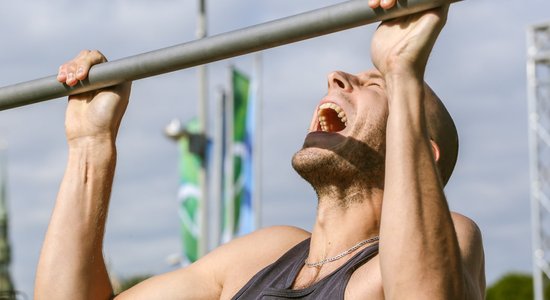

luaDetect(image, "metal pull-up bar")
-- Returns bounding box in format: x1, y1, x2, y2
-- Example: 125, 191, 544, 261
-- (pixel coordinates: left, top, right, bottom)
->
0, 0, 456, 111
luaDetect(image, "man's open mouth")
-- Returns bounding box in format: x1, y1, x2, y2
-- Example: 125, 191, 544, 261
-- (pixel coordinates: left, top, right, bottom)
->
318, 102, 347, 132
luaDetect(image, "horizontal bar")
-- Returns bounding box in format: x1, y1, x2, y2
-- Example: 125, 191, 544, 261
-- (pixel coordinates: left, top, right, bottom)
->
0, 0, 456, 111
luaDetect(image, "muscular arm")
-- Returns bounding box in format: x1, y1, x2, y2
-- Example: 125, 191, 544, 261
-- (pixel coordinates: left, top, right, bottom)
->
35, 136, 289, 300
380, 73, 467, 299
34, 50, 311, 299
35, 140, 116, 299
34, 50, 129, 299
32, 49, 131, 300
368, 3, 485, 299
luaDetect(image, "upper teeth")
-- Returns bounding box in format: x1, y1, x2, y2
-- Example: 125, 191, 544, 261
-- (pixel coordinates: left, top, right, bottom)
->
318, 102, 348, 132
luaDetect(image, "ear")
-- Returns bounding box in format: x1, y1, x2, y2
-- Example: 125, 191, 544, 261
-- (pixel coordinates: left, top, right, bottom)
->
430, 140, 440, 162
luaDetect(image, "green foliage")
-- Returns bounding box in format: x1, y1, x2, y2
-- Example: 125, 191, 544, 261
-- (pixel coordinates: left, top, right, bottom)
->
486, 273, 533, 300
116, 274, 152, 294
485, 272, 550, 300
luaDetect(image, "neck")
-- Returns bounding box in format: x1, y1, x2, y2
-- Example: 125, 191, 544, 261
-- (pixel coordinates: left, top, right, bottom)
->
308, 186, 382, 264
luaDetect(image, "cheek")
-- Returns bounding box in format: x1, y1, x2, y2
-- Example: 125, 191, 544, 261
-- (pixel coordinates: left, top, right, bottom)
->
351, 109, 388, 148
352, 90, 389, 134
356, 106, 387, 130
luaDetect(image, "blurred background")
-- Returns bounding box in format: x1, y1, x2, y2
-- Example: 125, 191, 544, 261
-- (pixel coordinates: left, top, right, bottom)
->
0, 0, 547, 298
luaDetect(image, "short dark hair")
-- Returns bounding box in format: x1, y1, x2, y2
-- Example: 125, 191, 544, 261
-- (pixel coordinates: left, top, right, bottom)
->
424, 85, 459, 186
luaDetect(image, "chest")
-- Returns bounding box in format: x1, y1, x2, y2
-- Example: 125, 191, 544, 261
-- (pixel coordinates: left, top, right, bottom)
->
293, 255, 384, 300
344, 255, 384, 299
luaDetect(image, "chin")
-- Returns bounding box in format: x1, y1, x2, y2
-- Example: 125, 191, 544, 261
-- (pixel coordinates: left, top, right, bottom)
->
292, 146, 357, 187
291, 147, 332, 176
291, 140, 386, 191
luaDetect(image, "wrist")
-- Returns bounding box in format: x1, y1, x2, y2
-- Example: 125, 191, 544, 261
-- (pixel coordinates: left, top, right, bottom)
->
383, 69, 426, 117
68, 133, 116, 149
383, 62, 424, 83
384, 69, 424, 95
68, 136, 116, 163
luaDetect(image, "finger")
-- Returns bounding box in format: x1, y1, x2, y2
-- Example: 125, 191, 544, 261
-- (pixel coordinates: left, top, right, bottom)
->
75, 49, 107, 81
57, 65, 68, 83
58, 57, 80, 87
58, 50, 108, 86
65, 61, 79, 87
58, 53, 82, 85
380, 0, 397, 10
368, 0, 380, 9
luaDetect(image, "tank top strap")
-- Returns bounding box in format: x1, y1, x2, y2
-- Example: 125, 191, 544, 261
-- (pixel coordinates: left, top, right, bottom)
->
232, 238, 379, 300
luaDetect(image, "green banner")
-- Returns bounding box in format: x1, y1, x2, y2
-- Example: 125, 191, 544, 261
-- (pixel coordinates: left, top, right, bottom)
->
178, 119, 202, 264
223, 68, 252, 241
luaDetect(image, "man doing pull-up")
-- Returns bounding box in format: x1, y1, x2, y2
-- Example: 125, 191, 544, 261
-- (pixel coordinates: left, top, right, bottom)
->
35, 0, 485, 299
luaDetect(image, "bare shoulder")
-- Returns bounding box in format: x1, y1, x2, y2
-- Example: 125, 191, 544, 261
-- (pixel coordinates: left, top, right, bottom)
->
220, 225, 311, 269
451, 212, 486, 296
216, 225, 311, 266
116, 226, 310, 300
215, 226, 311, 298
451, 212, 483, 255
240, 225, 311, 244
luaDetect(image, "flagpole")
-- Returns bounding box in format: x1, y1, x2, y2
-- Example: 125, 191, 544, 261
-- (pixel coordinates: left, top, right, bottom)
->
213, 88, 225, 247
253, 53, 263, 230
223, 66, 235, 243
197, 0, 209, 256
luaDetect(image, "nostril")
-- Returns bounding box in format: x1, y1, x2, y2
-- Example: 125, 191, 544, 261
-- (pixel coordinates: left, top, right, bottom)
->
328, 71, 350, 90
333, 78, 345, 89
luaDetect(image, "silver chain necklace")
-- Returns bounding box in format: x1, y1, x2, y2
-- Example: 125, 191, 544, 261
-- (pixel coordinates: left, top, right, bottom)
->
304, 236, 379, 268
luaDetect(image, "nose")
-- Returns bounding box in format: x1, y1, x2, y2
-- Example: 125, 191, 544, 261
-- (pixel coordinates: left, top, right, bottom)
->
327, 71, 355, 92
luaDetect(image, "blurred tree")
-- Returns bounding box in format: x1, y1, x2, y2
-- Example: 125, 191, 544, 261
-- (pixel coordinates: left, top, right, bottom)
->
0, 148, 15, 299
485, 272, 546, 300
115, 274, 152, 294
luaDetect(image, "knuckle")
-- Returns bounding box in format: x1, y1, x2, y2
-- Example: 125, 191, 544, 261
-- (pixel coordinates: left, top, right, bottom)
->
67, 61, 77, 70
91, 49, 108, 62
77, 49, 91, 57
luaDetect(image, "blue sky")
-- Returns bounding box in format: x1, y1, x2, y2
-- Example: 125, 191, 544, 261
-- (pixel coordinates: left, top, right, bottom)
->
0, 0, 547, 296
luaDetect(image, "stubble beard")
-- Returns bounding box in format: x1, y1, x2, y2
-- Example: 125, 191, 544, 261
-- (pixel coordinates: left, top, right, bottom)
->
291, 126, 386, 205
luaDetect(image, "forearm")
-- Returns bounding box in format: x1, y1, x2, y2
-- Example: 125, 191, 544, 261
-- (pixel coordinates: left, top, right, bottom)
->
35, 140, 116, 300
379, 72, 464, 299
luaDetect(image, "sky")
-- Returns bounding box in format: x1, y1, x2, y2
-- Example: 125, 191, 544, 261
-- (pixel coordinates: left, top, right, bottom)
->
0, 0, 547, 297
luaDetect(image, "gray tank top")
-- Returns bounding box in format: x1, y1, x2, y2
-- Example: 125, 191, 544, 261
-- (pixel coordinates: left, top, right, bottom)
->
232, 238, 379, 299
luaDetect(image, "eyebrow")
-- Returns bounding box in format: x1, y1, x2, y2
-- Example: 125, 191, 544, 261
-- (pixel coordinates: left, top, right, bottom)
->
370, 73, 385, 83
358, 71, 383, 81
